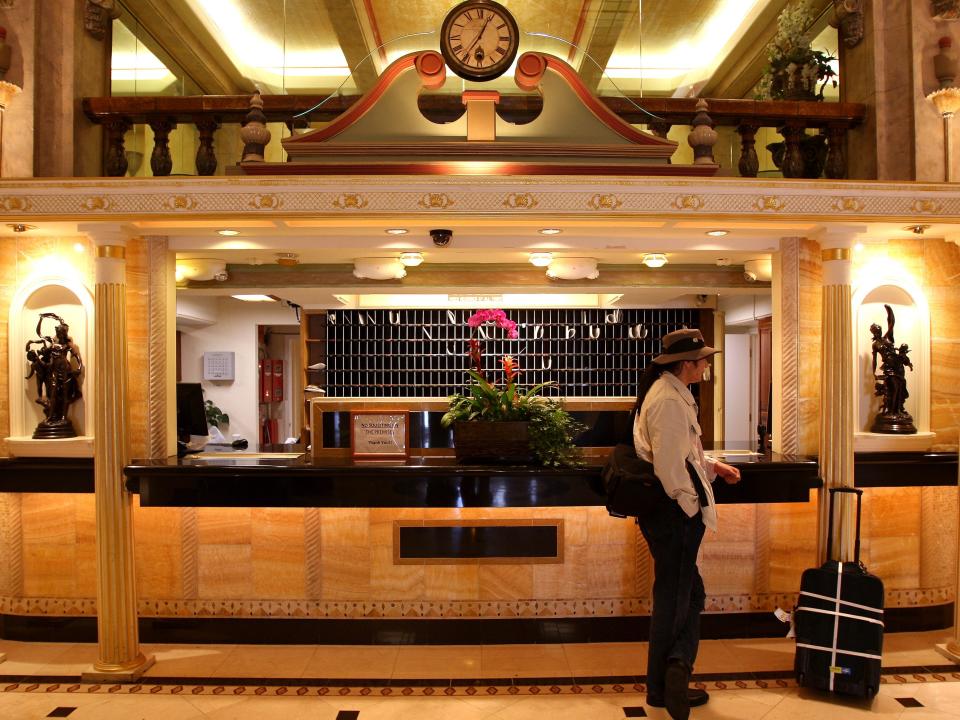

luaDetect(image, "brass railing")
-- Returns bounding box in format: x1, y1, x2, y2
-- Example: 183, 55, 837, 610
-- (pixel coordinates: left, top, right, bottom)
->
82, 94, 865, 179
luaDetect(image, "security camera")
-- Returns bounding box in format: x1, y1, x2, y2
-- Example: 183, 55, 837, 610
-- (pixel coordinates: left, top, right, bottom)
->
430, 229, 452, 247
742, 258, 770, 283
743, 269, 757, 282
213, 270, 229, 282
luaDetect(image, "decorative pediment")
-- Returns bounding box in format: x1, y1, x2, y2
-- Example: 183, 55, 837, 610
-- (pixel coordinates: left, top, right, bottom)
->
241, 51, 716, 177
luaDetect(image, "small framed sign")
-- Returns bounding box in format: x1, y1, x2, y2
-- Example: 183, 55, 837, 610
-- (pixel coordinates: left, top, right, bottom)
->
350, 410, 410, 460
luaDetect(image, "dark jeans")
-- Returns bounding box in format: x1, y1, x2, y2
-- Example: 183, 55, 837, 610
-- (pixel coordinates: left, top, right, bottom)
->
637, 502, 706, 696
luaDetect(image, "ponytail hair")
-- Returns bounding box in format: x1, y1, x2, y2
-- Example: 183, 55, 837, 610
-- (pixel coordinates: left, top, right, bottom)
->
633, 360, 683, 415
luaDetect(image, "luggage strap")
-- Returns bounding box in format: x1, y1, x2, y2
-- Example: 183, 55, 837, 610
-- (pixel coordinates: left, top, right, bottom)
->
798, 590, 885, 620
795, 642, 883, 662
796, 604, 885, 627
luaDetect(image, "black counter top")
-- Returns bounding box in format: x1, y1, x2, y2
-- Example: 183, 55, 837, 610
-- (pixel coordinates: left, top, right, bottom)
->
0, 457, 94, 492
121, 453, 820, 508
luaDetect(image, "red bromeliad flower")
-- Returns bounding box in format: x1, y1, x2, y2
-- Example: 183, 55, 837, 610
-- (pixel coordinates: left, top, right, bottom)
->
501, 354, 519, 384
468, 338, 484, 379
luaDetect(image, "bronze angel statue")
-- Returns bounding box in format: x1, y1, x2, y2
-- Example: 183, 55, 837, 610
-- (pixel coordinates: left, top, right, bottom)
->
869, 304, 916, 434
25, 313, 84, 438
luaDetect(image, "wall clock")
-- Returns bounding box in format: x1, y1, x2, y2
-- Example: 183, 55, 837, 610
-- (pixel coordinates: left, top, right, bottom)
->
439, 0, 520, 82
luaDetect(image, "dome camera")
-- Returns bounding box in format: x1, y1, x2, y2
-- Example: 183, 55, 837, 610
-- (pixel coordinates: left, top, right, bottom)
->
213, 269, 230, 282
430, 228, 452, 247
743, 269, 757, 283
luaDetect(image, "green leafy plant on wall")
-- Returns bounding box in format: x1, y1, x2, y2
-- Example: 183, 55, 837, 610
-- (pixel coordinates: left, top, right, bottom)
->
204, 399, 229, 429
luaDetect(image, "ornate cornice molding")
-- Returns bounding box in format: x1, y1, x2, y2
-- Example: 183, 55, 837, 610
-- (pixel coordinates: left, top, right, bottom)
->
1, 177, 960, 223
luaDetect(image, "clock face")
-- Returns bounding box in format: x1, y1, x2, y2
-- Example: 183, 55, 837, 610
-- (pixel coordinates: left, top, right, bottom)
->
440, 1, 519, 81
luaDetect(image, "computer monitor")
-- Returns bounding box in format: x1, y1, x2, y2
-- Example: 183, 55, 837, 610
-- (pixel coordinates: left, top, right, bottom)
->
176, 382, 208, 441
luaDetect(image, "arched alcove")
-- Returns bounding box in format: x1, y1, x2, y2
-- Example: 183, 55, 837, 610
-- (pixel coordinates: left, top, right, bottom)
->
852, 278, 934, 451
6, 276, 95, 457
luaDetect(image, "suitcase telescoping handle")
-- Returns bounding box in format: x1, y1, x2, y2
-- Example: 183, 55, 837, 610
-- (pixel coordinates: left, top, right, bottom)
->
826, 487, 863, 564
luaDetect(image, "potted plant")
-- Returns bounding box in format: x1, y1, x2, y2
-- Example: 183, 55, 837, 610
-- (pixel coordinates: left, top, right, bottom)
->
441, 309, 585, 467
757, 0, 837, 101
204, 399, 229, 430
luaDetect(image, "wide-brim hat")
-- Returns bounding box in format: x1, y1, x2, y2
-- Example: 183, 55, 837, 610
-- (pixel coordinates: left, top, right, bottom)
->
653, 328, 720, 365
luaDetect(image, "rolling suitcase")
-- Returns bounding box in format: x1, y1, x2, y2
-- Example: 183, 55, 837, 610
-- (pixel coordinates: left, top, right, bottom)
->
794, 487, 884, 698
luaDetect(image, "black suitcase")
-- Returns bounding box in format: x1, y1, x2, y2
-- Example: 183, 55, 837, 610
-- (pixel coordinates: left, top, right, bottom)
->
794, 487, 884, 698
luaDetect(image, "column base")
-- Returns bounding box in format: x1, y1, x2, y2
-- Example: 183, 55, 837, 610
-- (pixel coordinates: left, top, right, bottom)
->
81, 653, 155, 683
935, 642, 960, 664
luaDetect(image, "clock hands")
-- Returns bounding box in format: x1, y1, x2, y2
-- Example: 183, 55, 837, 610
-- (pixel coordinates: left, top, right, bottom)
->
462, 13, 493, 61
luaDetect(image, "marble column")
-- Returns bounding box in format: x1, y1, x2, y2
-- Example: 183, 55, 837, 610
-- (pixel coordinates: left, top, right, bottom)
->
816, 229, 862, 565
936, 457, 960, 663
81, 225, 154, 681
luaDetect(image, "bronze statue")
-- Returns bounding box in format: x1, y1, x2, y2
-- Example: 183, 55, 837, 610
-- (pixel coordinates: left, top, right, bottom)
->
25, 313, 84, 438
869, 304, 916, 434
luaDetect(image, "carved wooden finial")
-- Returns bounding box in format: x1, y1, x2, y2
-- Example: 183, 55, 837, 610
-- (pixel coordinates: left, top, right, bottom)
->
241, 90, 272, 163
688, 99, 718, 166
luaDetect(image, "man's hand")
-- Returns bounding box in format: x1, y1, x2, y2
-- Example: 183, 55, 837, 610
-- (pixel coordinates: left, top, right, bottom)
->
715, 461, 741, 484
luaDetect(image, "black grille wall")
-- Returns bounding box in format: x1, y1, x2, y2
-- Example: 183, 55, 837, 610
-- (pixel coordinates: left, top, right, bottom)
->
321, 308, 701, 398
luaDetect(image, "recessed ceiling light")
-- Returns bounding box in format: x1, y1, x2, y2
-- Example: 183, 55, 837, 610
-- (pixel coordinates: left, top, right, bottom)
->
218, 229, 240, 236
706, 229, 729, 237
529, 251, 554, 267
539, 228, 562, 235
232, 294, 276, 302
399, 251, 423, 266
385, 228, 408, 235
641, 253, 668, 268
73, 242, 86, 253
7, 223, 36, 232
904, 224, 930, 234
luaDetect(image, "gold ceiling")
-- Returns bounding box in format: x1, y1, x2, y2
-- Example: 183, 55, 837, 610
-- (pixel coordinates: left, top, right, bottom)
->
114, 0, 835, 99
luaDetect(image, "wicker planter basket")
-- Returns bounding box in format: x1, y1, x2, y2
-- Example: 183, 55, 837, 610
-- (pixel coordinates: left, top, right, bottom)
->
452, 421, 533, 465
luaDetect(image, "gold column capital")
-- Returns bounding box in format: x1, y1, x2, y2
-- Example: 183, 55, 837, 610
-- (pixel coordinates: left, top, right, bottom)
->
95, 245, 126, 259
821, 247, 851, 262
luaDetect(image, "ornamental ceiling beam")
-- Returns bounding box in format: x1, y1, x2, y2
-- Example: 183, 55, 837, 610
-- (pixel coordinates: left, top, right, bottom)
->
120, 0, 252, 95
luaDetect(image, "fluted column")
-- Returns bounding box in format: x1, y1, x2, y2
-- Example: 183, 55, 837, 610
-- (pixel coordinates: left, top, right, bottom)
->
82, 225, 154, 681
816, 228, 861, 565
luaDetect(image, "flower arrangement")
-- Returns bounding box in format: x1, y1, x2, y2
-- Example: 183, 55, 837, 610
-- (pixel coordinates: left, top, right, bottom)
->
441, 309, 585, 467
757, 0, 837, 101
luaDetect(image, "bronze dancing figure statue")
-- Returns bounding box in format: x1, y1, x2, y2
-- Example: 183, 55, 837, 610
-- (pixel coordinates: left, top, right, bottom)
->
869, 304, 916, 434
24, 313, 84, 438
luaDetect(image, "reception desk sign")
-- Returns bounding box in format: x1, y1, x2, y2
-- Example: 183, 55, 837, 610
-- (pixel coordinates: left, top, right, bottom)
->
351, 410, 410, 460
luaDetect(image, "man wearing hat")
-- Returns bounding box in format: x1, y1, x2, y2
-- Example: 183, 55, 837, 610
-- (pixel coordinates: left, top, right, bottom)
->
632, 328, 741, 720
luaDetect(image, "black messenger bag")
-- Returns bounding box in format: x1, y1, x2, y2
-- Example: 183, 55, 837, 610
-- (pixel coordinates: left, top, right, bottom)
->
601, 443, 668, 518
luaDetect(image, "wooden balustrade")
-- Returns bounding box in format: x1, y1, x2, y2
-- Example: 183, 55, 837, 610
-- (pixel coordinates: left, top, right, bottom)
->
83, 94, 865, 179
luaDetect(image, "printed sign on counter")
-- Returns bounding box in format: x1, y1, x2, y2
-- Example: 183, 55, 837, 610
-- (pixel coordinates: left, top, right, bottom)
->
350, 410, 410, 460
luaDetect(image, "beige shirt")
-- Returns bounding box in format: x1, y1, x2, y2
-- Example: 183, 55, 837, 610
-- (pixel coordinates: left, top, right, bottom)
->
633, 372, 718, 531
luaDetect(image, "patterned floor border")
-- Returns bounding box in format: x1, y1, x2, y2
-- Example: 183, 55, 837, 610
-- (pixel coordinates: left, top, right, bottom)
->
1, 670, 959, 697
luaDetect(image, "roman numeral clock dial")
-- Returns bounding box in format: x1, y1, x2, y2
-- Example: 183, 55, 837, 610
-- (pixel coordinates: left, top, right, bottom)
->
440, 0, 519, 81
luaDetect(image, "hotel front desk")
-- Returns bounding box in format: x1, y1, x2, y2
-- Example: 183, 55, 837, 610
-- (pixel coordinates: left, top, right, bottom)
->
1, 448, 955, 645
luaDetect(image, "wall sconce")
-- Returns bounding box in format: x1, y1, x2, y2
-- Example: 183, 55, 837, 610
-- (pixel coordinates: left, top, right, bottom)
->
641, 253, 668, 268
175, 258, 228, 283
528, 251, 553, 267
399, 251, 424, 267
546, 257, 599, 280
353, 257, 407, 280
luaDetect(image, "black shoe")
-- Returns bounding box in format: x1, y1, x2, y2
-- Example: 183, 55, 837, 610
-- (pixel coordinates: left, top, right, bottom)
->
647, 688, 710, 709
664, 659, 692, 720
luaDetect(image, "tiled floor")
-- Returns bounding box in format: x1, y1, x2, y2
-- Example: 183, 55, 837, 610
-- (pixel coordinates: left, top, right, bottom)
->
0, 629, 956, 718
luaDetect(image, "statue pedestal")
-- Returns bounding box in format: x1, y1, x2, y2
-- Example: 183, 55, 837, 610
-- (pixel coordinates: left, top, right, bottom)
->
853, 431, 935, 452
5, 436, 95, 458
